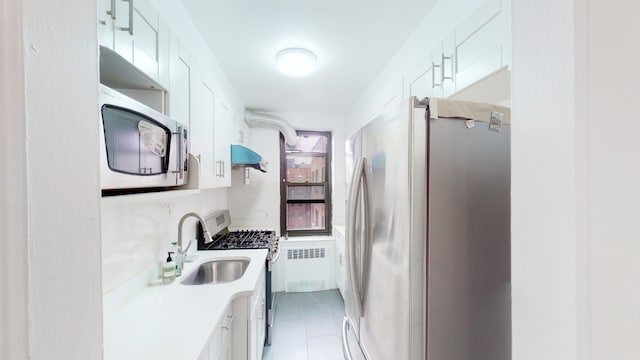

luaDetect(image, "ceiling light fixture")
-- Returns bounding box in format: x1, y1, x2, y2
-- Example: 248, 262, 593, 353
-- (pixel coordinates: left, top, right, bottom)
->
276, 48, 317, 77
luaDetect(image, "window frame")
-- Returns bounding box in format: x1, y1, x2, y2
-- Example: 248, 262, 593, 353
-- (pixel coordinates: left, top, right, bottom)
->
280, 130, 332, 236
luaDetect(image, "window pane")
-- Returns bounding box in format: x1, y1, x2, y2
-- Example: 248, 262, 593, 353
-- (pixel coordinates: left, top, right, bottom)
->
286, 133, 328, 153
286, 154, 326, 183
287, 185, 325, 200
286, 203, 326, 230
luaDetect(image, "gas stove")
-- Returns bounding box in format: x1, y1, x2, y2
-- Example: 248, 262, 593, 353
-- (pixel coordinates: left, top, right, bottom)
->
195, 210, 279, 258
201, 229, 277, 252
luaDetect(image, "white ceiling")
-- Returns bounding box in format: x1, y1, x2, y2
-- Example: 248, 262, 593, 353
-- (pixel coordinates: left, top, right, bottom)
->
181, 0, 438, 113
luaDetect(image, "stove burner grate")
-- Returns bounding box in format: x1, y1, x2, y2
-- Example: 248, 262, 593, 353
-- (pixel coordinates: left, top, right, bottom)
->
204, 230, 277, 251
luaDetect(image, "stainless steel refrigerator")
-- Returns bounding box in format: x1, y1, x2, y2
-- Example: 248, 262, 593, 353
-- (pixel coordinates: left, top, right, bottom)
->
341, 97, 511, 360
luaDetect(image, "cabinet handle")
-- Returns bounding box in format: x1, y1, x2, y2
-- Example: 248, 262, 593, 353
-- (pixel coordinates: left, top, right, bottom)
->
259, 299, 265, 320
107, 0, 116, 19
441, 54, 453, 82
222, 160, 225, 178
222, 315, 233, 330
432, 61, 442, 88
120, 0, 133, 35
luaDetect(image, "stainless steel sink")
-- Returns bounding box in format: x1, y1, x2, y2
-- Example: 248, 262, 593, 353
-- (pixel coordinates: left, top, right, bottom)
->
181, 259, 250, 285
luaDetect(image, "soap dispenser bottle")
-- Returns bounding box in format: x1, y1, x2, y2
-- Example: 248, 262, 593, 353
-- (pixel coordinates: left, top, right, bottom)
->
171, 241, 184, 277
162, 252, 176, 284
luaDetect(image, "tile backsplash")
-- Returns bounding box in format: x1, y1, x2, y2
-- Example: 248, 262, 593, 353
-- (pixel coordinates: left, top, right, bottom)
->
101, 189, 227, 295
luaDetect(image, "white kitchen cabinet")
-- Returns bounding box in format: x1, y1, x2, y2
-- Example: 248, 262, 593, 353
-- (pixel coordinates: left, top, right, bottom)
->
97, 0, 115, 50
248, 272, 266, 360
213, 98, 234, 188
453, 0, 510, 92
157, 18, 171, 89
409, 34, 456, 100
234, 113, 249, 145
110, 0, 166, 86
198, 303, 234, 360
190, 63, 218, 189
408, 60, 435, 100
408, 0, 510, 101
231, 267, 265, 360
168, 32, 191, 127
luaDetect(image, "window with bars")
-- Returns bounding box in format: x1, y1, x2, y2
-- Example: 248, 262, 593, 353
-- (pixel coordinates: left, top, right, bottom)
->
280, 130, 332, 236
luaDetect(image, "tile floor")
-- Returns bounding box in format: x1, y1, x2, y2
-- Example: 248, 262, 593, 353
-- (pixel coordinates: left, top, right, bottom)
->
262, 290, 345, 360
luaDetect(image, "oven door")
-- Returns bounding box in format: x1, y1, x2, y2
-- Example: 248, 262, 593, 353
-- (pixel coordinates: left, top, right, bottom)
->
265, 247, 281, 346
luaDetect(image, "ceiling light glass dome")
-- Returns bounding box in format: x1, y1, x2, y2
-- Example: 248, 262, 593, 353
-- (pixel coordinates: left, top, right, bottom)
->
276, 48, 317, 77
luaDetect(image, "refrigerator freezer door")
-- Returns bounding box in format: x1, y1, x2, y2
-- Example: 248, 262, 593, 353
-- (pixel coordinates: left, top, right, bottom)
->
426, 114, 511, 360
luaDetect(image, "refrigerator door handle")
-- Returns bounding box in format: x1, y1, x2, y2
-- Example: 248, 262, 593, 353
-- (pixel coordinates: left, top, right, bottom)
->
342, 317, 354, 360
347, 157, 366, 318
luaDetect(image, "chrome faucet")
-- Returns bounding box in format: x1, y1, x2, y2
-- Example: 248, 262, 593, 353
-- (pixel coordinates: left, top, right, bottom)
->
177, 212, 214, 260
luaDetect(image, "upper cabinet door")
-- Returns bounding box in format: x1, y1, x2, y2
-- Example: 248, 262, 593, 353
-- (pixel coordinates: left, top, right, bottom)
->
191, 65, 217, 189
214, 99, 233, 188
97, 0, 115, 50
454, 0, 510, 91
408, 60, 435, 100
112, 0, 163, 84
169, 32, 191, 129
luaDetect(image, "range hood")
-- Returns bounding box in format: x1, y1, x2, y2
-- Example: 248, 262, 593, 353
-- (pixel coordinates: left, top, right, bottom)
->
230, 144, 267, 172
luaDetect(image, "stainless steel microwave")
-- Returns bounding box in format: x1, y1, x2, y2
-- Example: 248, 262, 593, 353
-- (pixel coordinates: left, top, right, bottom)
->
99, 85, 188, 190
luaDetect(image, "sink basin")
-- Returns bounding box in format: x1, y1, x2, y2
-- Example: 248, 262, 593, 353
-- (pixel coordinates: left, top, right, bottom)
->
181, 258, 250, 285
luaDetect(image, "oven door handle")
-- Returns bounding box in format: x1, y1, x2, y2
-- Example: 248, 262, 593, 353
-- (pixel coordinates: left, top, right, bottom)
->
268, 248, 281, 271
271, 249, 281, 264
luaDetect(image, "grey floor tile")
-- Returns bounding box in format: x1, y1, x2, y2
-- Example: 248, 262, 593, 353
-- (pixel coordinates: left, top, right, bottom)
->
303, 302, 336, 337
275, 292, 303, 322
264, 290, 345, 360
272, 319, 306, 346
271, 346, 309, 360
307, 335, 343, 360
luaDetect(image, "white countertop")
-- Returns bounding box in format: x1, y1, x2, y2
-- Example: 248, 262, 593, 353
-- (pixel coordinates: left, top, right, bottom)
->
103, 249, 268, 360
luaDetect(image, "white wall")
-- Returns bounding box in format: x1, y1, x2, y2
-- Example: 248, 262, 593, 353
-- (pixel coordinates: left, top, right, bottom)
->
229, 112, 347, 235
513, 0, 640, 358
511, 0, 579, 357
0, 0, 104, 358
228, 127, 281, 232
583, 2, 640, 357
1, 0, 29, 358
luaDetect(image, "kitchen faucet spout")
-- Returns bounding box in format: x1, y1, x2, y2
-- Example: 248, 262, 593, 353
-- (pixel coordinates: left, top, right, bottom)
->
178, 212, 213, 253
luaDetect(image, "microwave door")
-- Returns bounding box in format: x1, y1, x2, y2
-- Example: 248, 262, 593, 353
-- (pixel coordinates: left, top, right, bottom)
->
169, 124, 188, 186
101, 105, 173, 189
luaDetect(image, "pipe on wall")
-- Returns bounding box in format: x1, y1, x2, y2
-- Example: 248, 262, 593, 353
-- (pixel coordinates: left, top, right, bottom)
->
245, 111, 298, 147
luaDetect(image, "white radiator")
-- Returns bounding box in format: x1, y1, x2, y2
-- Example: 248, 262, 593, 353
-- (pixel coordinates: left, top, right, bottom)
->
278, 240, 335, 292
